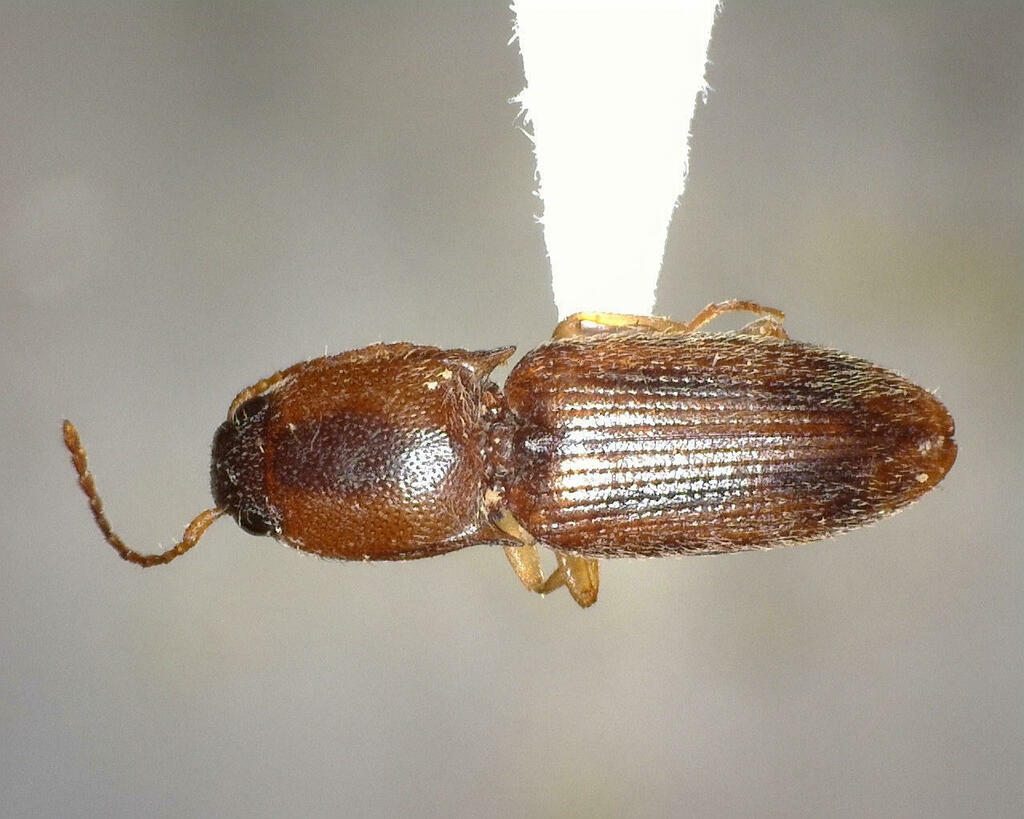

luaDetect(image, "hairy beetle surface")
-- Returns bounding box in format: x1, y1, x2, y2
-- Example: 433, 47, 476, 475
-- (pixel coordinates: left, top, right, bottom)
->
64, 301, 956, 607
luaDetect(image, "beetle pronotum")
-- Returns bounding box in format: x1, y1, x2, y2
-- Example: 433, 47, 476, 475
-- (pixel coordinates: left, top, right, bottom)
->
64, 301, 956, 607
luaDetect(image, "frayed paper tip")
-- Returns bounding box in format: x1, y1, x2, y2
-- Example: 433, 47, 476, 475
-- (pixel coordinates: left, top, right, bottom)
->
513, 0, 721, 318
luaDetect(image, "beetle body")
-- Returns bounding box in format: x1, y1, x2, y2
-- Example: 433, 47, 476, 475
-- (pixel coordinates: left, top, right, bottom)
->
64, 302, 956, 606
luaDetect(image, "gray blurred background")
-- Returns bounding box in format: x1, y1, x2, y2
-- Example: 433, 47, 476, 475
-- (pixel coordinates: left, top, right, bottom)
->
2, 3, 1021, 817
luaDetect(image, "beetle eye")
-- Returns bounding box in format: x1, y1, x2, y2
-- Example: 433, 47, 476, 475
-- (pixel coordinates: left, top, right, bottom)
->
237, 506, 277, 536
233, 394, 269, 426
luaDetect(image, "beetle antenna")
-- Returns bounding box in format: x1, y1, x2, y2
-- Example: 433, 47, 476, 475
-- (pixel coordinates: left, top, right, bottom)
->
62, 420, 224, 566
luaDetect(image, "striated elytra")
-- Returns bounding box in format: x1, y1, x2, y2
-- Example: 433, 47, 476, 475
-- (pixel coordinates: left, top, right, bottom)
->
64, 301, 956, 607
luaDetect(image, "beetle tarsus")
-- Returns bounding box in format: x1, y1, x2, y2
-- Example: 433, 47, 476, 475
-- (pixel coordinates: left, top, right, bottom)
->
682, 300, 786, 334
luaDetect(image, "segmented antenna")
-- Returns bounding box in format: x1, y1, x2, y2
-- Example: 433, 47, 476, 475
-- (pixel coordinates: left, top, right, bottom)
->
63, 420, 223, 566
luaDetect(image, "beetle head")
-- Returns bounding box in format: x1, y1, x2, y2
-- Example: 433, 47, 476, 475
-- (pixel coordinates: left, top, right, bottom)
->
211, 393, 283, 537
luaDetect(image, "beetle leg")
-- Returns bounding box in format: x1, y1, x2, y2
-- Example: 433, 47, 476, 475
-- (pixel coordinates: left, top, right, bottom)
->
552, 312, 689, 339
493, 509, 548, 592
740, 317, 788, 339
552, 302, 787, 340
502, 544, 546, 592
737, 315, 789, 340
682, 300, 786, 334
493, 509, 596, 604
549, 551, 600, 608
502, 545, 599, 607
538, 566, 566, 593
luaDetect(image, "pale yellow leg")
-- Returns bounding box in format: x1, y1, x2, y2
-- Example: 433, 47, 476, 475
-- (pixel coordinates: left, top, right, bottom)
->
738, 315, 789, 340
493, 510, 599, 606
552, 312, 688, 339
682, 299, 787, 336
548, 551, 600, 608
493, 510, 547, 593
538, 567, 566, 594
502, 544, 546, 592
553, 301, 788, 341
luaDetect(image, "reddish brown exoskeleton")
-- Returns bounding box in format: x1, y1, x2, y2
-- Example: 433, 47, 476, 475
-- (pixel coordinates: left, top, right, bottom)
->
64, 301, 956, 607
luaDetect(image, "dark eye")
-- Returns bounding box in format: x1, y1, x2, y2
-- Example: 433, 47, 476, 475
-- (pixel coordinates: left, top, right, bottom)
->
237, 506, 276, 536
233, 394, 269, 426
